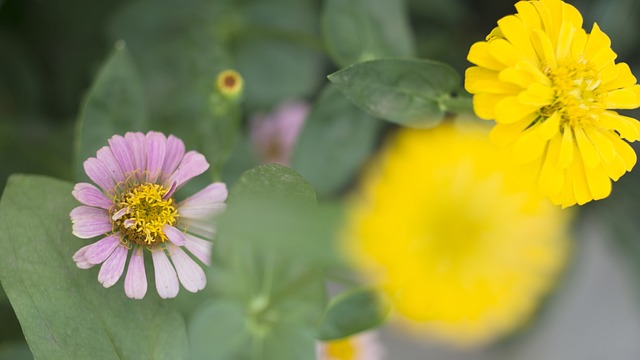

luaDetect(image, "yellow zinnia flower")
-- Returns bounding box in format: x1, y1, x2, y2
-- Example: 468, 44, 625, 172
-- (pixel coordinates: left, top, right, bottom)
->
344, 122, 572, 346
465, 0, 640, 207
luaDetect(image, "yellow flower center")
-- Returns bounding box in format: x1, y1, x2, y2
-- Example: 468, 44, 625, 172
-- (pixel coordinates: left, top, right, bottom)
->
541, 60, 605, 128
112, 183, 178, 247
324, 338, 358, 360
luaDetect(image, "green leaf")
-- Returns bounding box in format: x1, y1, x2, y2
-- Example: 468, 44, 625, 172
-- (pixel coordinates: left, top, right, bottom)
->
231, 163, 317, 204
190, 165, 329, 359
0, 175, 188, 360
189, 300, 251, 360
322, 0, 415, 67
328, 58, 462, 128
316, 288, 390, 341
74, 42, 148, 180
292, 85, 382, 197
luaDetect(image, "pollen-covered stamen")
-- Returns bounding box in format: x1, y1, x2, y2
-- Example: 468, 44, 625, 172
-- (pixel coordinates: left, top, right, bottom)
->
111, 183, 179, 247
540, 60, 606, 128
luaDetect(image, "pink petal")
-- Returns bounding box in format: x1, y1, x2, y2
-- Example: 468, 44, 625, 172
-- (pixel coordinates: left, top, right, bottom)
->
184, 233, 213, 266
98, 245, 128, 288
84, 234, 120, 265
177, 182, 228, 219
145, 131, 167, 183
96, 146, 125, 184
73, 244, 94, 269
70, 206, 113, 239
160, 135, 185, 182
152, 249, 179, 299
125, 132, 147, 181
178, 218, 216, 240
108, 135, 136, 176
167, 243, 206, 293
72, 183, 112, 210
83, 157, 115, 193
163, 224, 186, 246
124, 247, 147, 299
168, 151, 209, 189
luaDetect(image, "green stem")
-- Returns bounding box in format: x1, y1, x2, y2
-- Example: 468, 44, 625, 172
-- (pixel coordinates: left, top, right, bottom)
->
441, 95, 474, 114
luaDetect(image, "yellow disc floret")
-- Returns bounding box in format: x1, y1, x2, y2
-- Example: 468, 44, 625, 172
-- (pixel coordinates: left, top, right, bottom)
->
112, 183, 178, 247
541, 59, 605, 128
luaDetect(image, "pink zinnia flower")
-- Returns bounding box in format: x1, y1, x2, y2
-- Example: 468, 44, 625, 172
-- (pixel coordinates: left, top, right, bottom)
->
70, 131, 227, 299
250, 101, 309, 166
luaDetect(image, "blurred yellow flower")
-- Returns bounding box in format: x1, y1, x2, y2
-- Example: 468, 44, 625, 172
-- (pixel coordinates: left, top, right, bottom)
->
465, 0, 640, 207
317, 332, 384, 360
344, 122, 572, 347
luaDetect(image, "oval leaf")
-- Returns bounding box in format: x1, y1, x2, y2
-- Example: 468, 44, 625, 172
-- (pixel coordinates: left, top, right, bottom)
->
292, 85, 382, 197
0, 175, 188, 360
75, 42, 148, 180
316, 288, 390, 341
328, 58, 461, 128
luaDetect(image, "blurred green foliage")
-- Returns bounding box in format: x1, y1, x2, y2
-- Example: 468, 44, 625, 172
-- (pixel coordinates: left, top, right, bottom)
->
3, 0, 640, 358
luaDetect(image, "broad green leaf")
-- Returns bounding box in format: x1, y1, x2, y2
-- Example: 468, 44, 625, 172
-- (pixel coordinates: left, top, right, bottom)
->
189, 300, 251, 360
316, 288, 390, 340
292, 85, 382, 197
328, 58, 463, 128
74, 42, 147, 180
0, 175, 188, 360
222, 164, 341, 265
191, 165, 328, 359
231, 163, 317, 203
322, 0, 415, 67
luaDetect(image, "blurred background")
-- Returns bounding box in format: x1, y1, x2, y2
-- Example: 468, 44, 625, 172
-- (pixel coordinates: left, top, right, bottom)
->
2, 0, 640, 358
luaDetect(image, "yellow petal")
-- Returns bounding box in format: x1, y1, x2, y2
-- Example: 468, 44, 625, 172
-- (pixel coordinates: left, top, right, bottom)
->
522, 83, 555, 106
555, 21, 575, 61
584, 127, 616, 163
590, 47, 617, 71
553, 169, 576, 208
584, 23, 611, 60
514, 1, 542, 29
601, 155, 626, 181
531, 28, 557, 69
496, 15, 537, 62
605, 132, 637, 171
538, 134, 564, 196
487, 38, 524, 67
557, 124, 574, 169
570, 156, 593, 205
468, 42, 504, 71
473, 93, 507, 120
584, 164, 612, 201
489, 115, 536, 147
465, 67, 521, 94
569, 28, 587, 59
515, 61, 552, 86
495, 96, 539, 124
602, 63, 637, 90
534, 0, 560, 47
513, 127, 547, 163
537, 112, 560, 140
561, 1, 583, 29
499, 68, 536, 88
599, 111, 640, 141
575, 127, 601, 168
605, 88, 639, 109
599, 63, 619, 85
